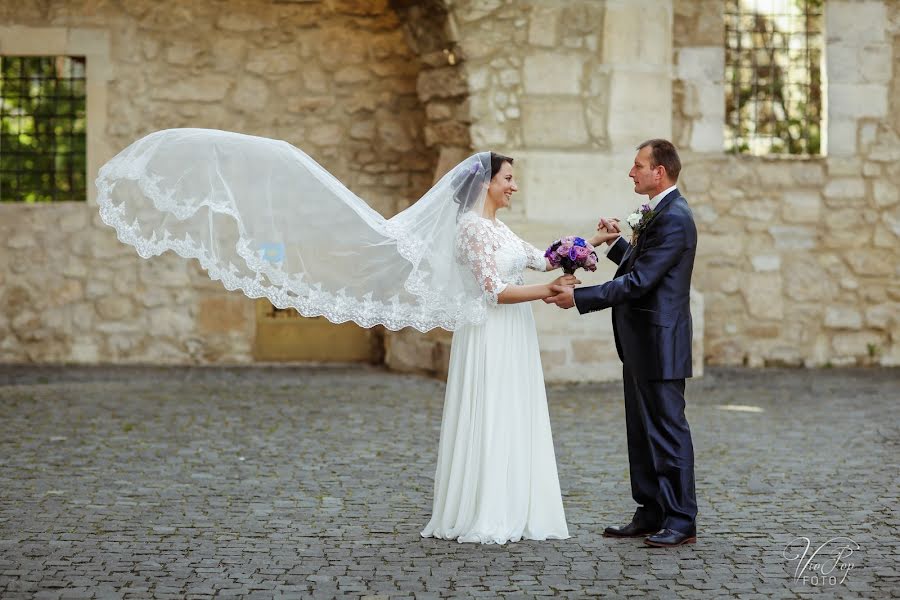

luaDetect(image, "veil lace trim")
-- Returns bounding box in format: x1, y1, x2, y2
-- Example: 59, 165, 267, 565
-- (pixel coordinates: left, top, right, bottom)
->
95, 129, 491, 332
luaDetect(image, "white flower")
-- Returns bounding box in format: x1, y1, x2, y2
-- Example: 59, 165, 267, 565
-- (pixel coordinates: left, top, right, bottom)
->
626, 212, 642, 228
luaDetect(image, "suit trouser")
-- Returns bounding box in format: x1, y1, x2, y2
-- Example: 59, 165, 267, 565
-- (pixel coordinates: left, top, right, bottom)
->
623, 365, 697, 534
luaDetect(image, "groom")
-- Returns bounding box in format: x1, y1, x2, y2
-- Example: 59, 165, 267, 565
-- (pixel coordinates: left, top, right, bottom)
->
546, 139, 698, 548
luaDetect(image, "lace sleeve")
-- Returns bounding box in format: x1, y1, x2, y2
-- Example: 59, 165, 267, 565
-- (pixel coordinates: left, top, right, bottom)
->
498, 220, 548, 271
523, 240, 549, 271
456, 216, 508, 305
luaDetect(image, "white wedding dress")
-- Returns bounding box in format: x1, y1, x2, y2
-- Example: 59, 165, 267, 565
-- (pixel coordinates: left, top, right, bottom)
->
421, 212, 570, 544
93, 131, 568, 544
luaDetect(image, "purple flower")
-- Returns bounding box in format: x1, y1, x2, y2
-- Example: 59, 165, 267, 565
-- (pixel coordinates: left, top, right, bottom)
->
545, 236, 598, 275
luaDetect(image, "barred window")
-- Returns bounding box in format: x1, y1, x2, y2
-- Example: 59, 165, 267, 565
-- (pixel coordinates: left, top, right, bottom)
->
725, 0, 824, 156
0, 56, 87, 202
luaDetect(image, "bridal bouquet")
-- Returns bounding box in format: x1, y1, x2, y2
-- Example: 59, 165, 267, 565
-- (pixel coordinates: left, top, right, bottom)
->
545, 236, 598, 275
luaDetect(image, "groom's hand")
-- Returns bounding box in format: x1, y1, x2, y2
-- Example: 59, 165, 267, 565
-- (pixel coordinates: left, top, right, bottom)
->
598, 217, 621, 234
544, 284, 575, 309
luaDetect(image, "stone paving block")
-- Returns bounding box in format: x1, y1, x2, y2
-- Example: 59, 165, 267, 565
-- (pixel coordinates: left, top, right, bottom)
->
0, 365, 897, 599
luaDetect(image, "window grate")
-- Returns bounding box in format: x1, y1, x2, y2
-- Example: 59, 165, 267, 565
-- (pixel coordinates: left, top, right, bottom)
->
724, 0, 824, 156
0, 56, 87, 202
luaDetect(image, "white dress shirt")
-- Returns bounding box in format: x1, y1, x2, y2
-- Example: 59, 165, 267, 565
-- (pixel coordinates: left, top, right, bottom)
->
600, 184, 678, 256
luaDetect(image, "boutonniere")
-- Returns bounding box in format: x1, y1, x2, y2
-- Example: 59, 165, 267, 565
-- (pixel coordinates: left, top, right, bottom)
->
625, 203, 655, 244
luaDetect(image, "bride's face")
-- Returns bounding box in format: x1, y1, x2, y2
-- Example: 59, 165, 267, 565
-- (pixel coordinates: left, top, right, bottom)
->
487, 161, 517, 209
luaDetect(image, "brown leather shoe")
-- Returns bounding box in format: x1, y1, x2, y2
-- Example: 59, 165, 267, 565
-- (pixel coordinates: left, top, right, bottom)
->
643, 528, 697, 547
603, 521, 660, 538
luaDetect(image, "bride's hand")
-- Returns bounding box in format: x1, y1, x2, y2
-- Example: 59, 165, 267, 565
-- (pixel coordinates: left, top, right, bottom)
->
551, 274, 580, 287
589, 230, 620, 246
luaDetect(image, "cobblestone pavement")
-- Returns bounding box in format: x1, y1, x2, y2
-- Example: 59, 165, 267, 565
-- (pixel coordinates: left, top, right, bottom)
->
0, 365, 897, 599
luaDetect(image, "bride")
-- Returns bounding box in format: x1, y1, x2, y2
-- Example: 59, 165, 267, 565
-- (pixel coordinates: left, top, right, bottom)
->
95, 129, 618, 544
421, 152, 580, 544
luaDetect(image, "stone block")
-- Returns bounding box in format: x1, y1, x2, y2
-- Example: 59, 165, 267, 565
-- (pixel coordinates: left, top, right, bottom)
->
826, 1, 886, 45
865, 304, 896, 329
148, 307, 196, 338
860, 43, 893, 84
246, 50, 301, 76
96, 296, 134, 321
470, 122, 509, 148
0, 26, 67, 54
197, 296, 250, 334
513, 150, 637, 225
695, 81, 725, 119
825, 44, 859, 83
424, 121, 469, 147
827, 118, 857, 156
860, 122, 878, 151
67, 28, 111, 56
740, 274, 783, 320
230, 77, 269, 113
790, 161, 827, 186
59, 210, 90, 233
520, 99, 589, 147
433, 147, 473, 183
329, 0, 389, 16
750, 255, 780, 272
831, 331, 884, 358
845, 250, 895, 276
607, 70, 672, 148
69, 341, 99, 363
873, 181, 899, 207
151, 74, 230, 102
824, 306, 863, 329
829, 84, 888, 119
417, 67, 468, 102
212, 38, 246, 72
50, 280, 85, 308
782, 191, 821, 223
466, 66, 491, 93
165, 41, 204, 66
697, 234, 743, 258
528, 7, 559, 47
287, 95, 335, 113
523, 51, 583, 95
731, 198, 777, 221
677, 47, 723, 82
823, 178, 866, 200
769, 225, 818, 250
334, 65, 371, 84
584, 97, 608, 144
689, 118, 724, 153
309, 123, 343, 146
376, 120, 413, 152
603, 0, 672, 66
217, 13, 271, 32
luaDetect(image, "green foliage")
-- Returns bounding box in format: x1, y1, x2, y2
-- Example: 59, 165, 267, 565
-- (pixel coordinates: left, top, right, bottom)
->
724, 0, 823, 157
0, 56, 87, 202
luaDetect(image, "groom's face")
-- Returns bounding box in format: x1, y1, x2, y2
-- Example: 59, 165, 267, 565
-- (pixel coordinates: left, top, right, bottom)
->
629, 146, 663, 196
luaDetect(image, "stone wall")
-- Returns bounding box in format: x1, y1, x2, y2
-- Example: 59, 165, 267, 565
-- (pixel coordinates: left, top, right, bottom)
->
674, 0, 899, 367
427, 0, 703, 381
3, 0, 896, 377
0, 0, 437, 364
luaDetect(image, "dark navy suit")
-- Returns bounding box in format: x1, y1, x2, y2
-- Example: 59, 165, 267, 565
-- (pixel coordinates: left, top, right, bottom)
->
574, 188, 698, 534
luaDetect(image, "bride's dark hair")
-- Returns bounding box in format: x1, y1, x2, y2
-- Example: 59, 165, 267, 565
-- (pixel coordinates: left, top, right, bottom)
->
453, 152, 513, 220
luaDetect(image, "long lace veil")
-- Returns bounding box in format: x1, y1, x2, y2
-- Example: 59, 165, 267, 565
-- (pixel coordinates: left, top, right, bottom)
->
96, 128, 492, 332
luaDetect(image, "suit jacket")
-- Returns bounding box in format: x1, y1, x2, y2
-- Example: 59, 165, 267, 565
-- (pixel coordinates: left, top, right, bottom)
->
574, 189, 697, 380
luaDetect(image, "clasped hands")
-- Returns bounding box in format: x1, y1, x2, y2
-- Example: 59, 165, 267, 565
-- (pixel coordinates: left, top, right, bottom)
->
544, 217, 622, 309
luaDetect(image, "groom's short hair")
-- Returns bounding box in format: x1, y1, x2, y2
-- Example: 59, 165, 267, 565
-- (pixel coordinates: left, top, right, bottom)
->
638, 139, 681, 182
